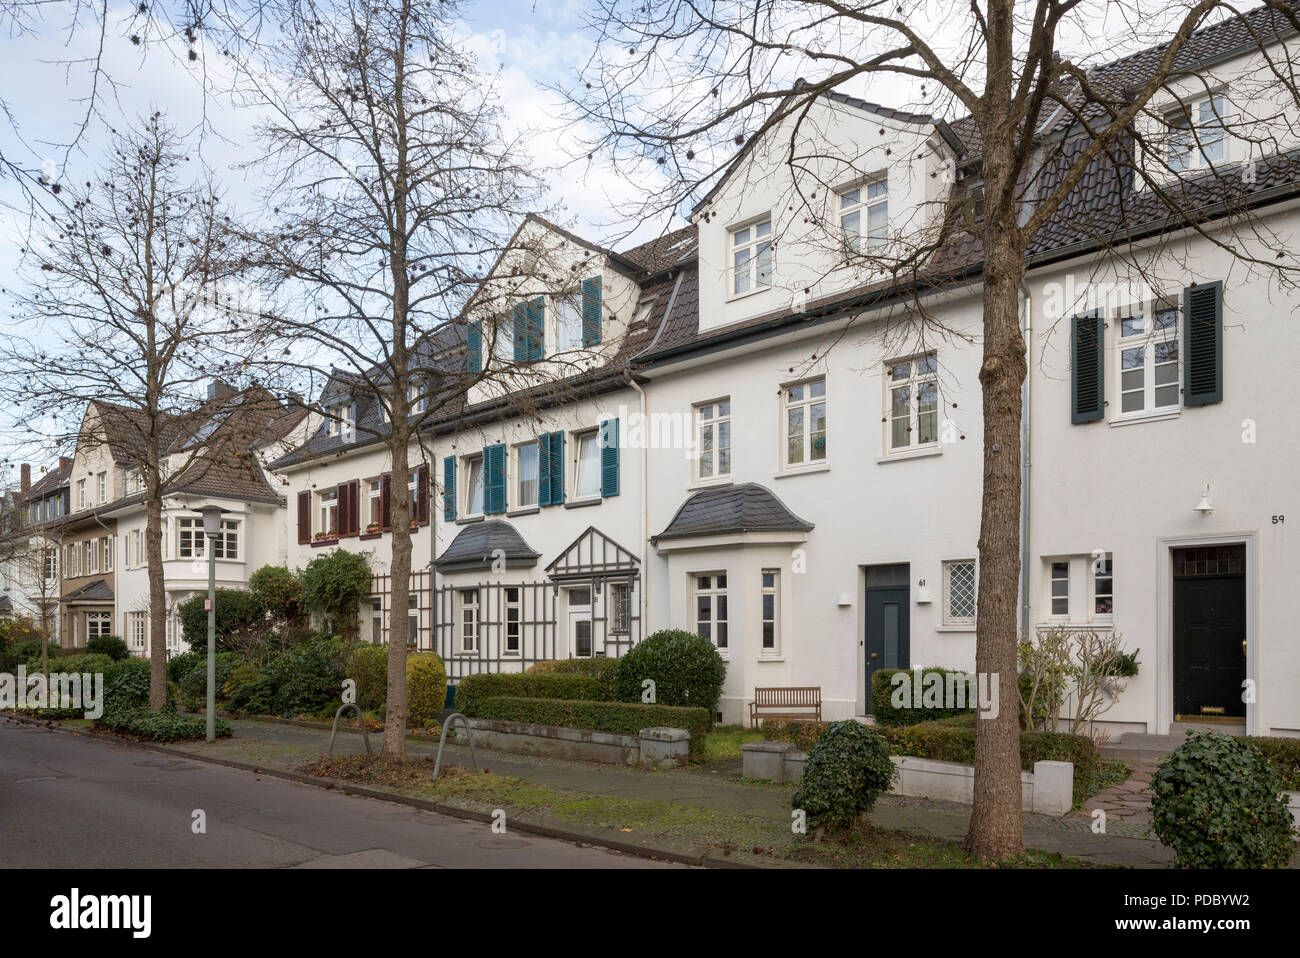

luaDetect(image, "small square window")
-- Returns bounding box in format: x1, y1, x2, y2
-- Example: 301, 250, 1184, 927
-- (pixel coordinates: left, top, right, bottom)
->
944, 560, 976, 625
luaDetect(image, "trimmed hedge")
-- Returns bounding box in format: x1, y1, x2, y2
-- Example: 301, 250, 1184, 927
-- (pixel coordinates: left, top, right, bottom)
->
407, 653, 448, 727
761, 718, 832, 752
346, 644, 390, 713
24, 652, 115, 676
871, 667, 979, 726
472, 696, 712, 757
456, 672, 614, 718
97, 707, 232, 742
882, 716, 1100, 807
527, 657, 620, 689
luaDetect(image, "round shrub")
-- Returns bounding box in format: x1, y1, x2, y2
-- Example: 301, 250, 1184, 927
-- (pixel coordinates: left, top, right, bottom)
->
1151, 731, 1294, 869
791, 720, 897, 834
249, 564, 303, 623
167, 651, 202, 685
613, 630, 726, 714
260, 634, 349, 716
85, 635, 130, 661
407, 653, 448, 727
347, 643, 390, 713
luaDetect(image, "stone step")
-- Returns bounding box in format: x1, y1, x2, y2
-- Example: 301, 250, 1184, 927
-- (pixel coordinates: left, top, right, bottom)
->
1100, 724, 1246, 762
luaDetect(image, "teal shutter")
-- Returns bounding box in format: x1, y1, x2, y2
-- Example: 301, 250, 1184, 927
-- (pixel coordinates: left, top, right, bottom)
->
442, 456, 457, 521
600, 417, 620, 497
1070, 310, 1104, 423
1184, 281, 1223, 406
537, 432, 552, 506
484, 444, 507, 515
548, 430, 565, 504
512, 302, 527, 362
527, 297, 545, 360
582, 276, 603, 346
466, 321, 482, 373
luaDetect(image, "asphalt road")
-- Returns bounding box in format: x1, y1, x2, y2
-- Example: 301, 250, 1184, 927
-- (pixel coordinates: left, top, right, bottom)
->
0, 720, 682, 869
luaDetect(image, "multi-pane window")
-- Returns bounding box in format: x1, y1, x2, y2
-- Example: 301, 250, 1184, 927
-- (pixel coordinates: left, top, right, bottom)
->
212, 520, 239, 560
695, 400, 731, 480
326, 401, 353, 438
77, 479, 86, 510
178, 517, 204, 558
944, 560, 977, 626
517, 442, 539, 507
408, 379, 427, 415
839, 177, 888, 254
319, 490, 338, 537
555, 292, 584, 352
609, 582, 630, 635
85, 540, 98, 575
42, 548, 57, 581
504, 587, 521, 654
101, 536, 113, 572
129, 612, 146, 650
408, 594, 420, 648
464, 455, 485, 516
367, 479, 382, 527
761, 570, 779, 654
574, 430, 601, 499
371, 599, 384, 644
730, 218, 772, 295
97, 471, 107, 503
782, 378, 827, 467
87, 612, 111, 639
1049, 561, 1070, 616
887, 355, 939, 451
458, 588, 479, 652
694, 574, 728, 650
1167, 94, 1226, 171
1117, 300, 1180, 414
1094, 555, 1114, 616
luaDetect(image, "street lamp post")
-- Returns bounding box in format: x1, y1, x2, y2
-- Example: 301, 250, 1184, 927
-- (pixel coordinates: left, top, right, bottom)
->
199, 505, 227, 743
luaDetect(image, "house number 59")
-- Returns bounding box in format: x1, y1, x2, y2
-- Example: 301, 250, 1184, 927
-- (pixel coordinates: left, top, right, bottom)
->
1272, 515, 1285, 524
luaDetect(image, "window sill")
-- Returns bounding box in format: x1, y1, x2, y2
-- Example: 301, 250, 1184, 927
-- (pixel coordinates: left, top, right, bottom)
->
310, 538, 339, 548
757, 655, 785, 663
878, 445, 943, 464
689, 477, 733, 491
455, 515, 485, 525
1107, 408, 1180, 428
936, 624, 976, 633
507, 506, 540, 518
359, 532, 382, 541
1034, 621, 1114, 631
774, 463, 829, 480
564, 497, 602, 509
724, 285, 771, 305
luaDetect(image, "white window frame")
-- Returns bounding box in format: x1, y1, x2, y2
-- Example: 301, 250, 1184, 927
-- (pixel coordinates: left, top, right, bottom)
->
101, 535, 113, 572
77, 479, 86, 510
504, 586, 522, 655
780, 377, 827, 469
212, 520, 239, 560
838, 175, 888, 256
554, 290, 584, 353
1092, 554, 1114, 620
885, 354, 939, 453
760, 569, 780, 656
693, 573, 728, 651
178, 517, 206, 559
318, 490, 338, 537
1048, 559, 1070, 618
608, 581, 631, 636
463, 453, 485, 517
130, 612, 146, 650
97, 471, 107, 503
326, 401, 354, 438
370, 598, 385, 644
1115, 297, 1181, 419
87, 612, 111, 639
366, 479, 383, 529
729, 216, 772, 298
408, 379, 428, 416
491, 317, 514, 367
458, 588, 480, 653
515, 441, 539, 509
943, 559, 977, 627
1166, 92, 1228, 172
572, 429, 601, 501
693, 399, 732, 482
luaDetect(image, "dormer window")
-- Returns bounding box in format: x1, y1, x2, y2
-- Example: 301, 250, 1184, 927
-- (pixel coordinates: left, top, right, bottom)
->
1167, 93, 1226, 171
730, 218, 772, 296
408, 379, 427, 415
839, 176, 888, 254
326, 401, 354, 438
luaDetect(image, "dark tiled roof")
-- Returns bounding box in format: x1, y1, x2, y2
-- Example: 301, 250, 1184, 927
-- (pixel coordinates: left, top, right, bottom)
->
62, 579, 114, 603
618, 224, 699, 276
434, 520, 541, 572
0, 595, 13, 615
653, 483, 814, 542
27, 461, 71, 499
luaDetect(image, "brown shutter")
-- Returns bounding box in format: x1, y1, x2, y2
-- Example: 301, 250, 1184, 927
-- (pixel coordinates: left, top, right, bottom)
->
297, 490, 311, 544
380, 474, 392, 530
347, 480, 361, 536
416, 463, 430, 524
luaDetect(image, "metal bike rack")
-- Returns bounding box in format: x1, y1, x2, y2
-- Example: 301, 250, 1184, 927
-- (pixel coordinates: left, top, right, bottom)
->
328, 703, 373, 757
433, 712, 478, 781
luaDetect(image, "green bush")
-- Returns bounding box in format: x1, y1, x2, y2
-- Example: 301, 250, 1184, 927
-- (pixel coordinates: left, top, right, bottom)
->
881, 716, 1100, 807
761, 718, 832, 752
178, 588, 266, 654
85, 635, 130, 661
177, 652, 241, 711
97, 707, 232, 742
613, 630, 726, 715
258, 634, 349, 716
791, 720, 897, 832
1244, 736, 1300, 791
249, 564, 303, 623
407, 653, 448, 727
473, 696, 712, 757
103, 665, 157, 715
299, 550, 372, 639
167, 651, 201, 685
346, 644, 390, 713
527, 657, 620, 692
102, 657, 150, 692
871, 667, 978, 726
25, 652, 115, 676
1151, 731, 1294, 869
456, 672, 614, 718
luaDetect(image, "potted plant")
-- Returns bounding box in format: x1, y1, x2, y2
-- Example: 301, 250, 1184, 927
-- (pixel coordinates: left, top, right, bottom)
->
365, 522, 380, 534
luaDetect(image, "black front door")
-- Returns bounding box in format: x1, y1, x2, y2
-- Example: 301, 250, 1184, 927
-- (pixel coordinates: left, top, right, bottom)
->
1173, 545, 1247, 719
865, 567, 909, 713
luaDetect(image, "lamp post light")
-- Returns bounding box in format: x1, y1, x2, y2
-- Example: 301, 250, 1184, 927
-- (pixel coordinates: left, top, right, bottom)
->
199, 505, 227, 743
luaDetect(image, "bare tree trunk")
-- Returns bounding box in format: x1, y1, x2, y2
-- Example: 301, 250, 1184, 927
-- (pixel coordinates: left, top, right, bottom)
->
145, 489, 167, 710
383, 427, 412, 760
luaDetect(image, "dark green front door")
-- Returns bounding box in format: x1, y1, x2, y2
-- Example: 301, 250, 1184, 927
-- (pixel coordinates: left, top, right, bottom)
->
1173, 545, 1246, 719
865, 584, 909, 714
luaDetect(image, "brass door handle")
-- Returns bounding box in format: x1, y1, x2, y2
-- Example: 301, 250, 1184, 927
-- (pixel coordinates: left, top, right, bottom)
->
1242, 638, 1247, 656
869, 652, 878, 659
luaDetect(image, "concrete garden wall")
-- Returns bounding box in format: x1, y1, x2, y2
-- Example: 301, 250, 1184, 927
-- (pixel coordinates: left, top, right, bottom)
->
454, 717, 690, 768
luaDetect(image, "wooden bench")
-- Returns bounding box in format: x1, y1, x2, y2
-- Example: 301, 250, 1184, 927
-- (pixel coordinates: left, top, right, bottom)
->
748, 687, 822, 728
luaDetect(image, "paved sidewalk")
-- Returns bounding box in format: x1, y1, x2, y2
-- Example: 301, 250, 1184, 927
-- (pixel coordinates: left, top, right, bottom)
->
1077, 763, 1158, 831
155, 718, 1178, 868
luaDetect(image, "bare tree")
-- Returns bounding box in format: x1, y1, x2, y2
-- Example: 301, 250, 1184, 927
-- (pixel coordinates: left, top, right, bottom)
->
0, 114, 259, 709
238, 0, 553, 760
0, 476, 62, 678
570, 0, 1300, 858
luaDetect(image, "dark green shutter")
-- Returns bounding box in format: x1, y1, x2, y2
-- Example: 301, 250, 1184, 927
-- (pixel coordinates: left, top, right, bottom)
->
1070, 310, 1104, 423
442, 456, 456, 521
527, 296, 545, 360
484, 444, 507, 515
512, 302, 527, 362
537, 432, 552, 506
600, 417, 620, 497
548, 430, 565, 504
1184, 281, 1223, 406
582, 276, 603, 346
466, 321, 482, 373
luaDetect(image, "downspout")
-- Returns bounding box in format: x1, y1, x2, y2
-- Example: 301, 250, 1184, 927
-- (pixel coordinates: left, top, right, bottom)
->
1019, 280, 1033, 638
624, 371, 649, 638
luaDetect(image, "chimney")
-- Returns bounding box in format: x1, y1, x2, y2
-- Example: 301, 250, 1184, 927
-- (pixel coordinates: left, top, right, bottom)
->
20, 463, 30, 494
208, 379, 236, 401
59, 456, 73, 471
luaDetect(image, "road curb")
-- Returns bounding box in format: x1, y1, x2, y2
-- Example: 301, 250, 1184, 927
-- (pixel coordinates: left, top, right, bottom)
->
1, 711, 772, 869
